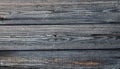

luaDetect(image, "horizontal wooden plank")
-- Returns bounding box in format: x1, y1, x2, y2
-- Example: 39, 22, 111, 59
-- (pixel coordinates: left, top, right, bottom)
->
0, 0, 119, 25
0, 50, 119, 69
0, 25, 119, 50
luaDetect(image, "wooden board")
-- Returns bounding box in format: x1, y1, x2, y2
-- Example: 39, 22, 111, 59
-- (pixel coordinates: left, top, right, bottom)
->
0, 0, 119, 69
0, 50, 119, 69
0, 0, 119, 25
0, 25, 119, 50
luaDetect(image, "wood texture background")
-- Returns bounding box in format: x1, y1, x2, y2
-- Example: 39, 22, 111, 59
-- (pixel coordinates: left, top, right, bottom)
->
0, 0, 119, 69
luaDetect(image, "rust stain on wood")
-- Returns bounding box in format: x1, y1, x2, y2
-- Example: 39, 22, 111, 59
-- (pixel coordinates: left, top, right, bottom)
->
72, 61, 100, 66
53, 58, 100, 66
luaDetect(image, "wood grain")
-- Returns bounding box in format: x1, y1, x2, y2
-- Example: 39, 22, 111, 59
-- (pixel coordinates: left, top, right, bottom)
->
0, 0, 119, 25
0, 50, 119, 69
0, 25, 118, 50
0, 0, 119, 69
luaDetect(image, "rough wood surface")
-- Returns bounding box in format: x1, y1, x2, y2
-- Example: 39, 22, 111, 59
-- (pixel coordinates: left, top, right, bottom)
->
0, 0, 119, 69
0, 0, 119, 25
0, 50, 119, 69
0, 25, 119, 50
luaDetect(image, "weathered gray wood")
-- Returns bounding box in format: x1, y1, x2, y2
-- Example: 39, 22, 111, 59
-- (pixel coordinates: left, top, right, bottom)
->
0, 50, 119, 69
0, 0, 119, 24
0, 0, 119, 69
0, 25, 118, 50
